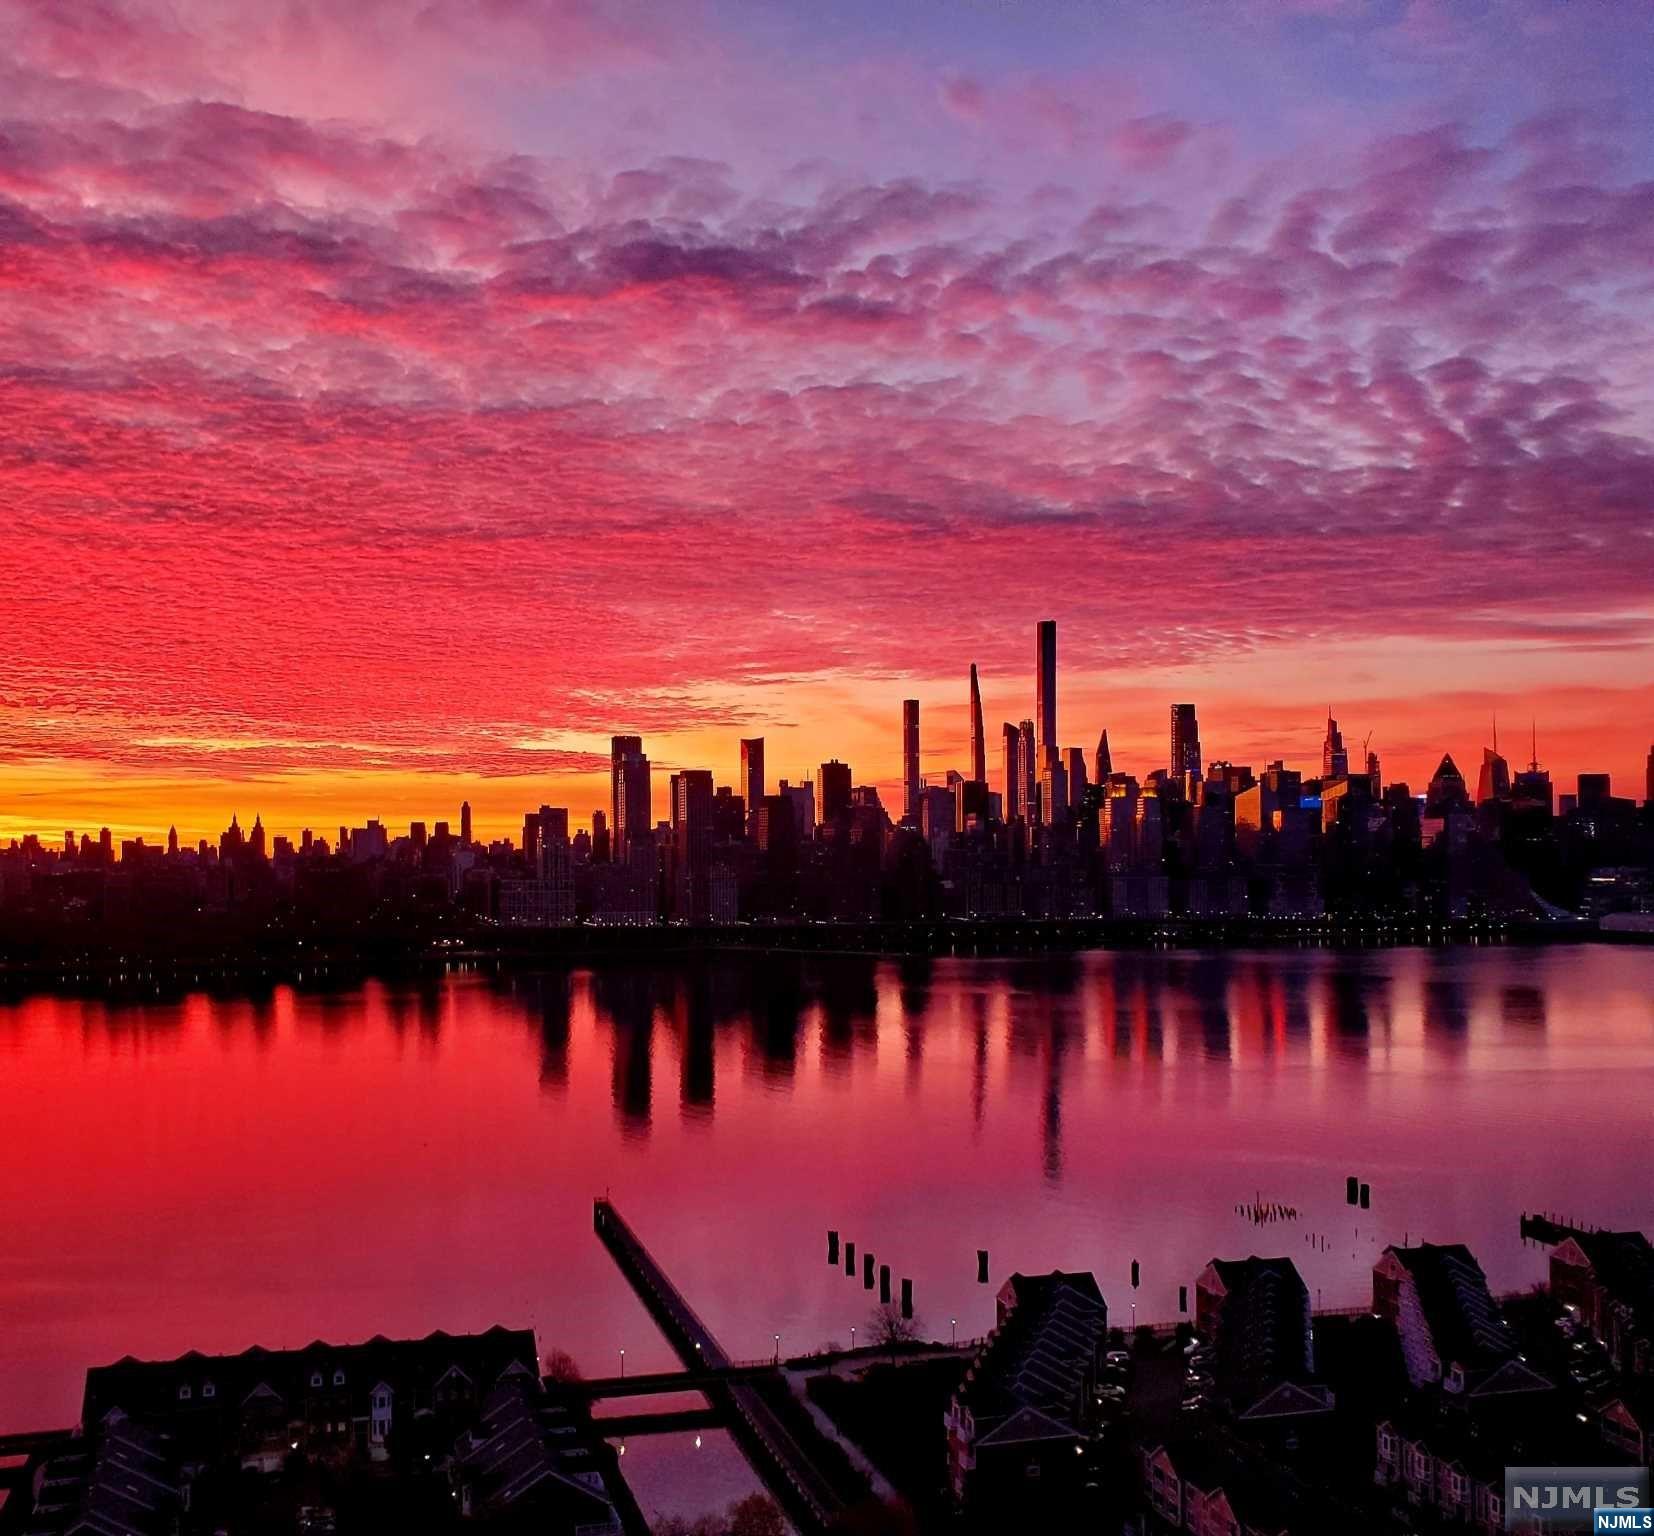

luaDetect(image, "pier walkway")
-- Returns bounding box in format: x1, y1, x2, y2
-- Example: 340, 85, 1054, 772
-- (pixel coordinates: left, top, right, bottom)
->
593, 1198, 849, 1533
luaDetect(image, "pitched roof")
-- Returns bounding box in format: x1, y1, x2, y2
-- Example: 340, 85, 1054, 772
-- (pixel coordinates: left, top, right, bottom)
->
455, 1377, 617, 1526
1568, 1229, 1654, 1329
960, 1271, 1107, 1444
81, 1326, 539, 1444
1204, 1256, 1312, 1395
23, 1415, 181, 1536
1386, 1243, 1513, 1369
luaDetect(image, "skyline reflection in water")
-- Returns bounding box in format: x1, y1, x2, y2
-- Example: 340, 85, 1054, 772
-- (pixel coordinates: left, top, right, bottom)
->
3, 943, 1652, 1439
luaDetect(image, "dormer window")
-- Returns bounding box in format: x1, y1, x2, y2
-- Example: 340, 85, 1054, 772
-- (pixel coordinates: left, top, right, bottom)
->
177, 1384, 192, 1401
332, 1369, 346, 1386
202, 1382, 216, 1400
310, 1371, 324, 1388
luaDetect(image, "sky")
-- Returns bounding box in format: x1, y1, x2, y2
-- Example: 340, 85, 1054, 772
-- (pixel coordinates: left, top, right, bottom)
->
1, 0, 1652, 844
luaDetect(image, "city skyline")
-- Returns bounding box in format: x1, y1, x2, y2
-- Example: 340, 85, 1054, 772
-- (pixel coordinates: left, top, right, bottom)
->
5, 660, 1651, 849
2, 1, 1653, 848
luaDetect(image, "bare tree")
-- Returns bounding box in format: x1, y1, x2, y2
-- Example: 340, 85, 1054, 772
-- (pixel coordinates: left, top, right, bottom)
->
866, 1301, 921, 1351
542, 1347, 583, 1384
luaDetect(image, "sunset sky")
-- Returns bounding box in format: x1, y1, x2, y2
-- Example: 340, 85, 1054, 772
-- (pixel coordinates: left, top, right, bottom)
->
2, 0, 1652, 845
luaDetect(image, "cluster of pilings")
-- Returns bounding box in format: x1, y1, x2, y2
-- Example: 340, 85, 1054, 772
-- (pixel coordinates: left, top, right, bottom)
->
826, 1229, 913, 1320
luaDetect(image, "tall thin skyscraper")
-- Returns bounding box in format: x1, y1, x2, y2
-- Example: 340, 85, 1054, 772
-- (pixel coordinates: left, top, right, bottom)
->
902, 700, 921, 821
611, 735, 651, 859
1002, 722, 1022, 821
740, 738, 766, 810
1170, 704, 1201, 779
1094, 729, 1112, 783
1018, 719, 1037, 822
460, 799, 473, 846
969, 664, 986, 784
1036, 620, 1057, 762
1647, 744, 1654, 808
1322, 711, 1349, 781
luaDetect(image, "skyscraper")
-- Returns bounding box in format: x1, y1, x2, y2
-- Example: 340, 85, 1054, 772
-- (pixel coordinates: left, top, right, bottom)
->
1002, 721, 1022, 821
1018, 719, 1036, 822
460, 799, 473, 847
670, 769, 715, 921
969, 664, 986, 784
903, 700, 921, 822
1041, 752, 1068, 825
1036, 620, 1057, 762
817, 759, 852, 825
1322, 712, 1349, 781
1647, 744, 1653, 808
611, 735, 652, 859
1065, 746, 1088, 798
1171, 704, 1201, 780
1477, 745, 1511, 805
740, 738, 766, 811
1095, 729, 1112, 783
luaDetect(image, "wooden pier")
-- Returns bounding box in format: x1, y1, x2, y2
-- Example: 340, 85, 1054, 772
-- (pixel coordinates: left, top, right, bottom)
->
593, 1197, 850, 1534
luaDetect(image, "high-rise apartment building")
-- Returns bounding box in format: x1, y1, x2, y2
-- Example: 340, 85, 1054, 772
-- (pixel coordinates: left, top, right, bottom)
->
816, 759, 852, 826
1002, 721, 1022, 821
611, 735, 652, 860
903, 700, 921, 822
1018, 719, 1037, 823
740, 738, 766, 812
1170, 704, 1201, 780
1036, 620, 1057, 761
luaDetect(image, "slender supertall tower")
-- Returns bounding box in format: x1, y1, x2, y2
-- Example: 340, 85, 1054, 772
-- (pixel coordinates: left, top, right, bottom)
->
1036, 620, 1057, 764
1018, 719, 1037, 821
740, 737, 766, 809
902, 700, 921, 822
1094, 729, 1112, 783
1002, 722, 1022, 820
460, 799, 473, 846
969, 664, 986, 784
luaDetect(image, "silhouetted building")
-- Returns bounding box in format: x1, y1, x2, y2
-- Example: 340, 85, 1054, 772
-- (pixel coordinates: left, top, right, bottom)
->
1094, 728, 1111, 783
670, 769, 714, 921
610, 736, 651, 861
816, 759, 852, 826
1425, 754, 1470, 815
1018, 719, 1036, 824
1195, 1256, 1315, 1411
946, 1270, 1106, 1519
903, 700, 921, 823
1323, 713, 1349, 781
1036, 620, 1057, 762
1478, 743, 1512, 805
1002, 721, 1022, 821
740, 737, 765, 814
1373, 1243, 1518, 1393
969, 663, 986, 784
1171, 703, 1201, 779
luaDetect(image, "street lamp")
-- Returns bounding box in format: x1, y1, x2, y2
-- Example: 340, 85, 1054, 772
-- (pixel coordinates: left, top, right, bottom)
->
950, 1318, 957, 1345
619, 1348, 625, 1379
849, 1326, 856, 1352
773, 1334, 781, 1364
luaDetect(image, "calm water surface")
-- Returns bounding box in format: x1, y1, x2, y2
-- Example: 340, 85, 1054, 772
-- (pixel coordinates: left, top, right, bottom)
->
5, 945, 1653, 1513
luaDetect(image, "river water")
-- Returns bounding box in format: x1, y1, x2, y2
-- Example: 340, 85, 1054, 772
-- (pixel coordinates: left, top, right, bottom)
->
4, 944, 1652, 1519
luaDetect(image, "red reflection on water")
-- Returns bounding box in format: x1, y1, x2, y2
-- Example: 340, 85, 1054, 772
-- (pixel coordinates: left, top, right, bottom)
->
3, 947, 1652, 1434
